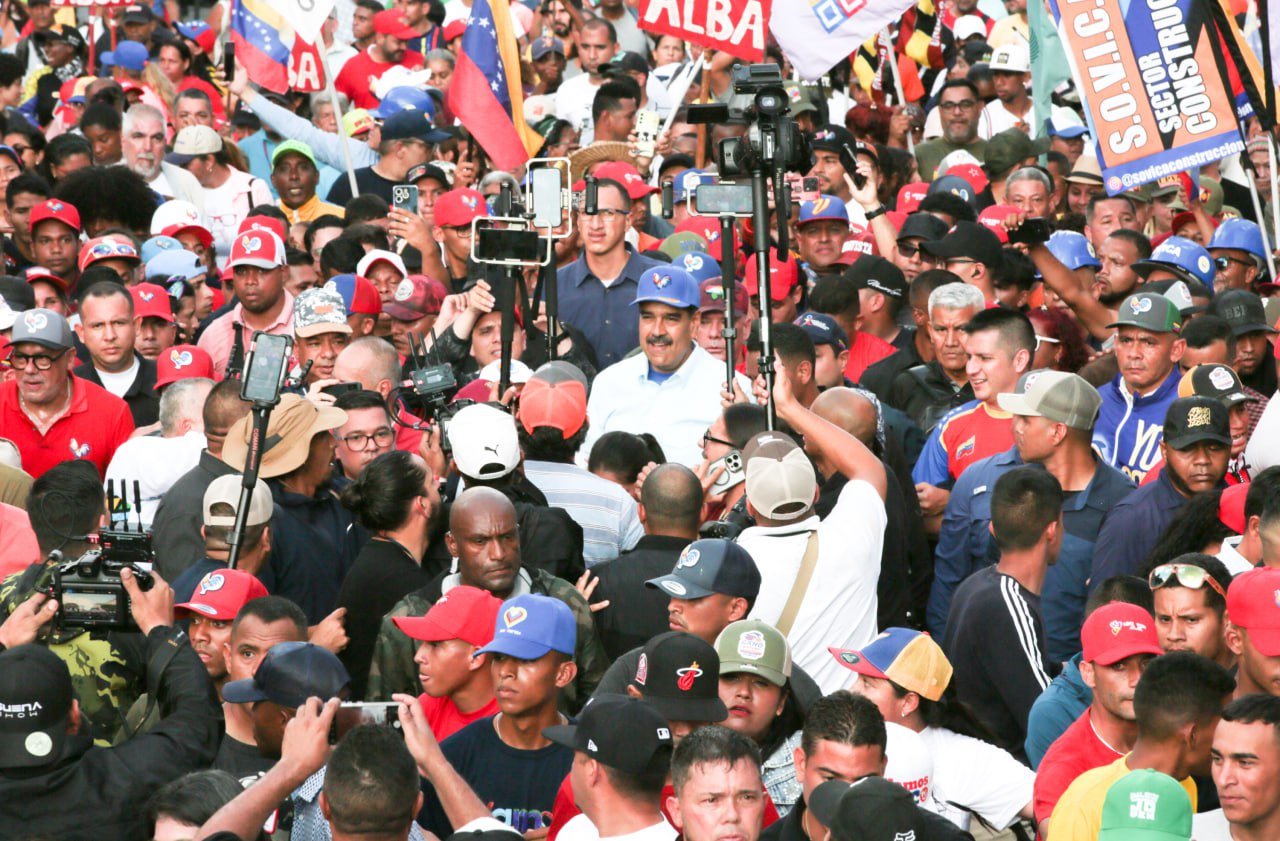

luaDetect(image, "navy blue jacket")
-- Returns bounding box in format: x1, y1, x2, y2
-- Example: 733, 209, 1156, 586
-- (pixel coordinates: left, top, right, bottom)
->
1089, 469, 1193, 591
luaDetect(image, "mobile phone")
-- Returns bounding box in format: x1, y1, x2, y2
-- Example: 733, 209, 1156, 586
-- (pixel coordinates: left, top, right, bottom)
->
320, 381, 361, 398
634, 110, 661, 159
1007, 217, 1052, 246
392, 184, 419, 215
707, 450, 746, 495
240, 332, 292, 404
786, 175, 819, 203
529, 167, 564, 229
330, 702, 403, 744
224, 42, 235, 82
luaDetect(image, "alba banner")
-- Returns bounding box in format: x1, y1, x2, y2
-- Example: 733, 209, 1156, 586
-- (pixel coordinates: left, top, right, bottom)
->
638, 0, 770, 62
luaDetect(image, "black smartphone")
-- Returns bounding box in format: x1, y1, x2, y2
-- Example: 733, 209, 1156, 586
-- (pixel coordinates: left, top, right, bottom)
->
240, 332, 291, 404
1007, 217, 1053, 246
224, 42, 235, 82
320, 381, 361, 398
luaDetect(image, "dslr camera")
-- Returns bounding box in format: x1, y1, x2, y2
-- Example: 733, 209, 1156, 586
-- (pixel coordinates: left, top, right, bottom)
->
52, 536, 155, 632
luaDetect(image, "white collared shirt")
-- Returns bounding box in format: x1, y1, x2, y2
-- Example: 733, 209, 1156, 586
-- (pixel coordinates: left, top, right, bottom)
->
583, 344, 750, 468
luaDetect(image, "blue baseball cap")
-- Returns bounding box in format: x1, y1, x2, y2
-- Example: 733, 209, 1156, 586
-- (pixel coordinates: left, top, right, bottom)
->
101, 40, 149, 72
927, 174, 976, 207
1045, 116, 1089, 139
795, 312, 849, 353
141, 235, 183, 264
674, 251, 720, 284
1047, 230, 1100, 270
632, 265, 700, 309
145, 248, 206, 282
476, 594, 576, 660
221, 642, 350, 707
1132, 235, 1215, 290
371, 85, 437, 120
646, 539, 762, 600
672, 168, 712, 202
798, 195, 849, 227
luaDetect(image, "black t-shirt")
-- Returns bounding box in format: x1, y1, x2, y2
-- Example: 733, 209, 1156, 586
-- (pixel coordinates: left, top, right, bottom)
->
326, 166, 399, 206
589, 534, 690, 660
213, 733, 275, 788
418, 715, 574, 837
337, 537, 435, 700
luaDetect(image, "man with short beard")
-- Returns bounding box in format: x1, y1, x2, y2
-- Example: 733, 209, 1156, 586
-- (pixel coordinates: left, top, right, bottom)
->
197, 228, 295, 377
121, 104, 204, 212
915, 81, 987, 181
334, 9, 426, 109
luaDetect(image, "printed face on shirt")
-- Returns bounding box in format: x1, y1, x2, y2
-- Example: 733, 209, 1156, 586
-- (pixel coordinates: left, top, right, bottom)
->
667, 758, 765, 841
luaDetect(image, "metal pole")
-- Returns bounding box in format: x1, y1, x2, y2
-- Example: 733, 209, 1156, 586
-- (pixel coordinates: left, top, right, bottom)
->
719, 215, 737, 391
316, 44, 359, 198
751, 168, 775, 430
227, 405, 271, 570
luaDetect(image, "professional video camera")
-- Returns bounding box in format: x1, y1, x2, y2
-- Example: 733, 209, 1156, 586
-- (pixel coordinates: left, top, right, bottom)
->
50, 480, 155, 632
714, 64, 810, 177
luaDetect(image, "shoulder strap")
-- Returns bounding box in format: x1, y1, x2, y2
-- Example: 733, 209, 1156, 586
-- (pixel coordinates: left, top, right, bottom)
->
775, 531, 819, 636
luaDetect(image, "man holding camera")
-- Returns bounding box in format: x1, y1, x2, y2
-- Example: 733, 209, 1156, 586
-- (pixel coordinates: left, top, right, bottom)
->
0, 566, 222, 840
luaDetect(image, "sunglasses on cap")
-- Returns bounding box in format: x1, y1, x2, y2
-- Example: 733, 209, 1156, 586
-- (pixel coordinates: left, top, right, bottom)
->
1148, 563, 1227, 599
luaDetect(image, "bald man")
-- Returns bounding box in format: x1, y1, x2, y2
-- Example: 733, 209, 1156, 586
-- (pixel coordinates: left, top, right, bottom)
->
366, 487, 608, 710
331, 336, 424, 452
811, 387, 924, 628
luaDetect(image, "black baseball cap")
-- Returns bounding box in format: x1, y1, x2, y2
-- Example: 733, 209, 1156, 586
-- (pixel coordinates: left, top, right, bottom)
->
603, 51, 649, 77
1209, 289, 1277, 336
920, 220, 1003, 268
896, 213, 949, 243
406, 163, 450, 187
809, 777, 924, 841
0, 645, 73, 768
1179, 364, 1255, 408
632, 632, 729, 722
121, 3, 155, 22
382, 110, 450, 144
0, 276, 35, 311
221, 642, 351, 707
646, 539, 761, 601
844, 254, 907, 300
1163, 396, 1231, 450
544, 694, 673, 773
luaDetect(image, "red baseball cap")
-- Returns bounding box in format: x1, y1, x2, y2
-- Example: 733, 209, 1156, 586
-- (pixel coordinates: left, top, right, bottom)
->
29, 199, 80, 234
393, 585, 503, 646
175, 569, 269, 621
238, 214, 288, 244
79, 235, 141, 273
897, 183, 929, 214
594, 161, 658, 200
25, 266, 68, 291
947, 163, 989, 194
1080, 603, 1164, 665
1227, 568, 1280, 656
325, 274, 383, 317
742, 251, 799, 301
443, 19, 466, 41
1219, 483, 1248, 534
130, 282, 174, 323
385, 274, 446, 321
977, 204, 1018, 244
519, 376, 587, 438
229, 228, 286, 270
374, 8, 418, 38
435, 188, 488, 228
162, 222, 214, 249
155, 344, 215, 389
675, 216, 738, 261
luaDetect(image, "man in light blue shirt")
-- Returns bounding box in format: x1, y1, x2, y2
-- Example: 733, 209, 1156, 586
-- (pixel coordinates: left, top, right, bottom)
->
584, 265, 751, 467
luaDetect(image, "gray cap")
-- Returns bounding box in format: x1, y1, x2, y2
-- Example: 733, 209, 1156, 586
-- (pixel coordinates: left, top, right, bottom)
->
11, 308, 73, 351
997, 370, 1101, 430
293, 287, 352, 338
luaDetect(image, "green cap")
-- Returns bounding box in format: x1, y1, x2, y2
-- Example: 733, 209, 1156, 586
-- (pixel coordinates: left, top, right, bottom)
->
271, 139, 317, 169
983, 128, 1050, 178
1107, 291, 1183, 334
714, 619, 792, 687
658, 231, 710, 261
1124, 182, 1153, 204
1098, 769, 1192, 841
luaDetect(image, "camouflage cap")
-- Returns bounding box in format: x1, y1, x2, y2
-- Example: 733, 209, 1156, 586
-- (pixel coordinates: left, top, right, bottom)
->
293, 287, 353, 338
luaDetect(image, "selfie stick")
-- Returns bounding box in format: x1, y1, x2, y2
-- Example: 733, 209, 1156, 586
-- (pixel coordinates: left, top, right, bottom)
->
718, 215, 738, 394
752, 168, 777, 429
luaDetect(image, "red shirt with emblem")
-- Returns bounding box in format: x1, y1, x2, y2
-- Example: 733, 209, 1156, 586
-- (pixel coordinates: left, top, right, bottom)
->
0, 375, 134, 478
334, 48, 426, 109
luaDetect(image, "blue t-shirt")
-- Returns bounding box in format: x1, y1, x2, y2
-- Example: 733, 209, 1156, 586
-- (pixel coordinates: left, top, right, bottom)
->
418, 714, 574, 836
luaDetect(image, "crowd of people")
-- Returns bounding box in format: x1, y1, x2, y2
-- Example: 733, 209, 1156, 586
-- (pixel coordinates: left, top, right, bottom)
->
0, 0, 1276, 840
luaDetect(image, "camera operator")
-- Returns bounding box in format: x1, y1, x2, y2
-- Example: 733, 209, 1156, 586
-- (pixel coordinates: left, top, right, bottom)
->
0, 564, 222, 840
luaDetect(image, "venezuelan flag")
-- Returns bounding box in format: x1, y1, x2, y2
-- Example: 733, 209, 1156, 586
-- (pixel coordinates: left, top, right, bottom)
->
229, 0, 294, 94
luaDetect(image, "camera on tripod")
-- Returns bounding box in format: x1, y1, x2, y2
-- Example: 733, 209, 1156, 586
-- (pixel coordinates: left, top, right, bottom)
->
51, 480, 155, 632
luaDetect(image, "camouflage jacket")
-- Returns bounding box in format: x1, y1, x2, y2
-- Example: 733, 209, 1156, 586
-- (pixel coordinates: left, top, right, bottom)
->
365, 566, 608, 711
0, 564, 147, 745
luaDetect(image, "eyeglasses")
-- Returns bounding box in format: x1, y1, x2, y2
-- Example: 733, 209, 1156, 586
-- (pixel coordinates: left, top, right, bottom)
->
585, 208, 629, 220
945, 258, 977, 267
9, 348, 67, 370
336, 427, 395, 450
443, 225, 473, 238
9, 144, 30, 157
1148, 563, 1228, 599
939, 100, 977, 112
701, 429, 736, 449
1034, 334, 1060, 351
1215, 255, 1254, 271
897, 242, 937, 261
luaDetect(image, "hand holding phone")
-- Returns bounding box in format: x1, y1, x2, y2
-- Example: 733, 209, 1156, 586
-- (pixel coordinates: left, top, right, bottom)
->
634, 110, 661, 159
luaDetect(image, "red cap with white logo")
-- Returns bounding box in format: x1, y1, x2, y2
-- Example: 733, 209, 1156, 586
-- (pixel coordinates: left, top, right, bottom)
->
130, 282, 174, 323
742, 251, 799, 300
1080, 603, 1164, 665
175, 569, 269, 621
229, 229, 286, 270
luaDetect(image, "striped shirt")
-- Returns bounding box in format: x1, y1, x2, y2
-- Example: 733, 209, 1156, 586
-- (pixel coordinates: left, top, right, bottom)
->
522, 460, 644, 567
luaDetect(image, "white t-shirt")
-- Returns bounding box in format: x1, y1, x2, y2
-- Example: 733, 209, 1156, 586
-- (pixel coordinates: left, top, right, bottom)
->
1217, 536, 1256, 576
105, 430, 207, 527
96, 358, 141, 399
737, 478, 885, 694
1246, 390, 1280, 472
203, 168, 274, 259
916, 726, 1035, 832
1191, 809, 1232, 841
555, 73, 604, 145
558, 816, 677, 841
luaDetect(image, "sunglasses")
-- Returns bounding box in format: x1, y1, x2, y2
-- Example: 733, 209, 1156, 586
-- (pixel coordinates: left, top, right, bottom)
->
1148, 563, 1227, 599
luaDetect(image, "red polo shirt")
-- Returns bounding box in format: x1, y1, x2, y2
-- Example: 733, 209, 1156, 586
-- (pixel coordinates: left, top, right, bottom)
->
0, 376, 135, 478
1033, 707, 1125, 824
844, 331, 896, 383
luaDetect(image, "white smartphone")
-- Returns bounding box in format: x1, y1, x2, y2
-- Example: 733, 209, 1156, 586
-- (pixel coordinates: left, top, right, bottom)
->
634, 110, 661, 158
